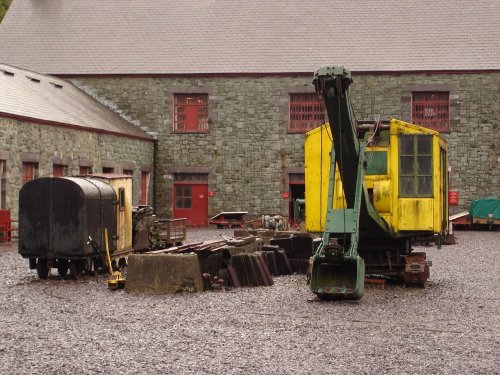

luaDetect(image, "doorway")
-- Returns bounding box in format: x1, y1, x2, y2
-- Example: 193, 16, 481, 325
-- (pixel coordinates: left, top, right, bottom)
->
173, 173, 209, 227
289, 173, 305, 223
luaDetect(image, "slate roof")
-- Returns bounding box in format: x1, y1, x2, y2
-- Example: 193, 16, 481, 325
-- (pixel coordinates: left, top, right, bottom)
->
0, 63, 153, 140
0, 0, 499, 75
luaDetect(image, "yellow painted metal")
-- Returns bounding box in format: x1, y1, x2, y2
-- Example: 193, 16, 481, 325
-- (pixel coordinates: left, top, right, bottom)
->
304, 125, 332, 232
104, 228, 125, 290
91, 175, 133, 253
305, 119, 448, 235
398, 199, 434, 230
373, 180, 391, 213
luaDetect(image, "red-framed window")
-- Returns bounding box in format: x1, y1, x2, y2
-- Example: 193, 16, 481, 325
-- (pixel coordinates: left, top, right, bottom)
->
412, 92, 450, 132
123, 169, 133, 176
175, 186, 192, 209
173, 173, 209, 184
22, 162, 39, 184
173, 94, 209, 133
289, 93, 325, 133
173, 173, 208, 209
79, 166, 92, 175
102, 167, 114, 174
52, 164, 67, 177
140, 171, 150, 205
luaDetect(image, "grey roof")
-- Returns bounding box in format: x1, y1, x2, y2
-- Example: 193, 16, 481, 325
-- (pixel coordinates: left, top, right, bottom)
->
0, 63, 153, 140
0, 0, 499, 75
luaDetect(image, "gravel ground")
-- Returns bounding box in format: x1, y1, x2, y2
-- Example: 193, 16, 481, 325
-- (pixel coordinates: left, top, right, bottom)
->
0, 229, 499, 374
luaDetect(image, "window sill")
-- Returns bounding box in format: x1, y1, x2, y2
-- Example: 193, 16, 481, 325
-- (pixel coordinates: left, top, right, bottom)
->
172, 130, 210, 134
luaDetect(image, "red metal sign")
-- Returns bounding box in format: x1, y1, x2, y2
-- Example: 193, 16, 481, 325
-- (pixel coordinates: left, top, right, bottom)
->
448, 191, 459, 205
208, 191, 215, 197
281, 192, 289, 199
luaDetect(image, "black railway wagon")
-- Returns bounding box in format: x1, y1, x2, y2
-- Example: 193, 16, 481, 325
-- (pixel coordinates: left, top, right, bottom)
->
19, 177, 117, 279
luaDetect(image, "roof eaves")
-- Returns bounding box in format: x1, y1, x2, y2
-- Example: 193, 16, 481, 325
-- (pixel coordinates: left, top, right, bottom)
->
0, 112, 155, 142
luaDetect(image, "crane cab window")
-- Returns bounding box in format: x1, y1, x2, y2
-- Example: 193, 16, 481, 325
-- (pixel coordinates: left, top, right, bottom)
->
399, 135, 433, 197
366, 151, 387, 175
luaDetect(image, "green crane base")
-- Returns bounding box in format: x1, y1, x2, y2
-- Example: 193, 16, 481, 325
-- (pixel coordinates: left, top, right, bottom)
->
309, 253, 365, 300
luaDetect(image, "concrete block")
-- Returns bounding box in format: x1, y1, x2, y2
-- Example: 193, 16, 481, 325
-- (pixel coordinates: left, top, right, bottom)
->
126, 253, 203, 294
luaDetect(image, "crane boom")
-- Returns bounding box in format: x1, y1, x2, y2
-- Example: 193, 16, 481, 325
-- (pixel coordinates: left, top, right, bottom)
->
307, 66, 447, 300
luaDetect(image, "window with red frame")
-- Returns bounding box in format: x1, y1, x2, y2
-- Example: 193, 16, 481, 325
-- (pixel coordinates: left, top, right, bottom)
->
22, 162, 38, 184
140, 171, 150, 205
173, 94, 209, 132
52, 164, 67, 177
289, 93, 325, 132
412, 92, 450, 132
79, 166, 92, 175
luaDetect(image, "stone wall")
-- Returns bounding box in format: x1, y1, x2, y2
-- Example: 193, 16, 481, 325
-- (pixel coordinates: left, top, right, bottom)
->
0, 117, 154, 219
74, 72, 500, 217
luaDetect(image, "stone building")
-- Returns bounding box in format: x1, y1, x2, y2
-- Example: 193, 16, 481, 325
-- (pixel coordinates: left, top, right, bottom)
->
0, 63, 154, 219
0, 0, 498, 225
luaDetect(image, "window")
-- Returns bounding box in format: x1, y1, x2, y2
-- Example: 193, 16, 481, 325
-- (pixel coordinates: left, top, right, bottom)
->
79, 166, 92, 175
366, 151, 388, 175
140, 171, 150, 205
412, 92, 450, 132
173, 173, 208, 183
52, 164, 68, 177
123, 169, 133, 176
289, 93, 325, 132
399, 135, 433, 197
102, 167, 114, 174
173, 94, 209, 132
175, 186, 192, 209
22, 162, 39, 184
118, 188, 126, 211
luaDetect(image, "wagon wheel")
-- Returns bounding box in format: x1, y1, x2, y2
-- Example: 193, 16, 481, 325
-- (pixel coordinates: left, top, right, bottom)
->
69, 260, 83, 280
57, 259, 69, 277
36, 258, 50, 279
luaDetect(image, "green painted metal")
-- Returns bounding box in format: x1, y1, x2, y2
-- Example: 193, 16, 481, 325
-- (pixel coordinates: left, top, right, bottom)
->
309, 143, 367, 299
309, 65, 395, 299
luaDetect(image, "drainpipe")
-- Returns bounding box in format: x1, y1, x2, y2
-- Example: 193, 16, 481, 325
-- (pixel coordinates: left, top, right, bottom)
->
153, 138, 158, 213
147, 132, 159, 213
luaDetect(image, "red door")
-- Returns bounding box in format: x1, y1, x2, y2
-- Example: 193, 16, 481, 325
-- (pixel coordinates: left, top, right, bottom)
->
173, 183, 208, 227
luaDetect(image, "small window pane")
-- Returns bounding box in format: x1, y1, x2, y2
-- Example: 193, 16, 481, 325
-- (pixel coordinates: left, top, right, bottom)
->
400, 177, 414, 196
400, 156, 414, 175
400, 136, 414, 155
417, 156, 432, 175
175, 198, 183, 209
184, 198, 192, 209
418, 176, 433, 196
417, 136, 432, 154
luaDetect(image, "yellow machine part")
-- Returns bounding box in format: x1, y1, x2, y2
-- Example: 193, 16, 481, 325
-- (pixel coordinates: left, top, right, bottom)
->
92, 175, 133, 252
304, 119, 448, 235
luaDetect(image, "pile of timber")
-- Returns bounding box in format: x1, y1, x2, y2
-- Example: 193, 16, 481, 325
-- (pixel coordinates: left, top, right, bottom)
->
141, 230, 316, 290
143, 234, 298, 289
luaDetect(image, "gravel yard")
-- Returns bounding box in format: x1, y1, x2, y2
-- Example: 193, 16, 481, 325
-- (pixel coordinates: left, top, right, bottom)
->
0, 230, 498, 374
